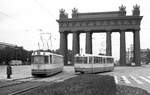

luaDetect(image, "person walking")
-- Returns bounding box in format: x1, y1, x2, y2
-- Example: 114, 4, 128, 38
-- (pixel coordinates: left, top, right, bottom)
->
7, 64, 12, 79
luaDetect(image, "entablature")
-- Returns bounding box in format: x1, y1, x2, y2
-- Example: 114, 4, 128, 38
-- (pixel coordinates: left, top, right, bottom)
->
57, 5, 143, 33
57, 16, 142, 32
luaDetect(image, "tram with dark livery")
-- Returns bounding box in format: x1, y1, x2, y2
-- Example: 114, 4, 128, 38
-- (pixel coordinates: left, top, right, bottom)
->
74, 54, 114, 73
31, 51, 64, 76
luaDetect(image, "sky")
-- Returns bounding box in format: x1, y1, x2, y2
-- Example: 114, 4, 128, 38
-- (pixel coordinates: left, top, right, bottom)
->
0, 0, 150, 60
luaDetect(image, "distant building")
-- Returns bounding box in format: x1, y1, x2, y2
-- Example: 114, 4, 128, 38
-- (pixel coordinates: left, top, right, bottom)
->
126, 44, 150, 65
140, 49, 150, 64
0, 42, 17, 49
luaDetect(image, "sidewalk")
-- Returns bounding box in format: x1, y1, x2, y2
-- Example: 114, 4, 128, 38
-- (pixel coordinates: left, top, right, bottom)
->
0, 74, 32, 81
0, 65, 32, 81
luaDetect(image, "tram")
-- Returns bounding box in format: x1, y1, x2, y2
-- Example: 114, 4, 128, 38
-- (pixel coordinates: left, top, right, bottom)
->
31, 51, 64, 76
74, 54, 114, 73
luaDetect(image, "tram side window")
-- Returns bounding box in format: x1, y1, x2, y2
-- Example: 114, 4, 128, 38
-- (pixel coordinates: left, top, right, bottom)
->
52, 56, 56, 64
44, 56, 49, 64
49, 55, 52, 64
99, 57, 102, 64
107, 58, 110, 63
106, 58, 114, 63
102, 58, 105, 64
75, 57, 87, 64
110, 58, 114, 63
94, 57, 99, 63
83, 57, 87, 64
89, 57, 92, 64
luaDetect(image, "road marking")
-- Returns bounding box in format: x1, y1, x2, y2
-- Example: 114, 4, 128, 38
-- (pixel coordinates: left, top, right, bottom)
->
130, 76, 143, 84
121, 76, 131, 84
114, 76, 118, 84
139, 76, 150, 83
147, 76, 150, 79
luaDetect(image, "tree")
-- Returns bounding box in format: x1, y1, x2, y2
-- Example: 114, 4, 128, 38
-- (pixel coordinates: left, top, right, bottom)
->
0, 46, 32, 65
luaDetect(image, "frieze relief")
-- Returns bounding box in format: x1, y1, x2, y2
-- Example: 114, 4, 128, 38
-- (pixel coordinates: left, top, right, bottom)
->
110, 21, 115, 25
68, 22, 72, 27
59, 19, 139, 28
62, 23, 67, 27
75, 22, 80, 27
96, 21, 101, 26
123, 20, 130, 25
102, 21, 108, 25
131, 20, 138, 25
89, 21, 94, 26
117, 21, 122, 25
81, 22, 86, 26
59, 22, 63, 27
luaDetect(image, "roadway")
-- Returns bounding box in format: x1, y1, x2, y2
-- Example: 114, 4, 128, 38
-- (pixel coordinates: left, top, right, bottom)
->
0, 65, 150, 93
99, 64, 150, 93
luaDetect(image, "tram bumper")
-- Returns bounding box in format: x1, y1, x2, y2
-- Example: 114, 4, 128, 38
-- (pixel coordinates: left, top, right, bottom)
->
32, 69, 47, 75
75, 67, 93, 73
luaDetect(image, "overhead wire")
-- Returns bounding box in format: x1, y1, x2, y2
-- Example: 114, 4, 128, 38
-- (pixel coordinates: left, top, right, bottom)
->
33, 0, 56, 21
33, 0, 59, 50
0, 2, 57, 50
0, 9, 32, 30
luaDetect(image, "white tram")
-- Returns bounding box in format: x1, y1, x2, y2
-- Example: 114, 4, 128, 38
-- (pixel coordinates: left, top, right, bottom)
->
31, 51, 64, 76
74, 54, 114, 73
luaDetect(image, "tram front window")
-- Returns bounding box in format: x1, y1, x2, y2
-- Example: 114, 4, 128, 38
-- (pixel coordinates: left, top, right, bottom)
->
44, 56, 48, 64
33, 56, 44, 64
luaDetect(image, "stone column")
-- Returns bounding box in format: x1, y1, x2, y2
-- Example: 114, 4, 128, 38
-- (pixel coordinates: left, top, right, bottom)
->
60, 32, 68, 65
133, 30, 141, 66
106, 31, 112, 56
120, 30, 126, 66
72, 32, 80, 64
72, 32, 80, 55
85, 32, 92, 54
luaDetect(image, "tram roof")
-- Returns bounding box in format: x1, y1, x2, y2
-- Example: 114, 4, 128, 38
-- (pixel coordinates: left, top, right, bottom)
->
32, 51, 63, 57
75, 53, 113, 58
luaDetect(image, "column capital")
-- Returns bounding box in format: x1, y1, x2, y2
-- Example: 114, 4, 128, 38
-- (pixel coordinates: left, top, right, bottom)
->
106, 30, 112, 34
60, 31, 69, 35
120, 29, 126, 31
134, 29, 140, 32
106, 30, 112, 32
86, 31, 93, 34
132, 29, 140, 34
119, 30, 126, 34
59, 31, 64, 33
72, 31, 80, 34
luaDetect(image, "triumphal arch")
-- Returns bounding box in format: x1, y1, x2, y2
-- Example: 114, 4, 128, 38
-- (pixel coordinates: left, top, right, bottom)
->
57, 5, 143, 66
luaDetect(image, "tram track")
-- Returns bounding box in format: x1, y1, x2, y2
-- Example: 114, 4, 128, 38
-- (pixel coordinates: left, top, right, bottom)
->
8, 82, 50, 95
0, 73, 78, 95
0, 77, 37, 89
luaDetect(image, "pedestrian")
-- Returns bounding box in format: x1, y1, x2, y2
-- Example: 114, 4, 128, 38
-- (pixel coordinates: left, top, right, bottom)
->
7, 64, 12, 79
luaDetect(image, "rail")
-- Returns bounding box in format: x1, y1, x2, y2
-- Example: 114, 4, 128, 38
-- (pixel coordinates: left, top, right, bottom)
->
0, 73, 78, 95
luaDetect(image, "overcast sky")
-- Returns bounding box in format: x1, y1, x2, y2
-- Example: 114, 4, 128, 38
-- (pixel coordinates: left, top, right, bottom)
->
0, 0, 149, 60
